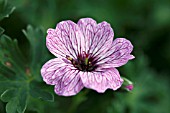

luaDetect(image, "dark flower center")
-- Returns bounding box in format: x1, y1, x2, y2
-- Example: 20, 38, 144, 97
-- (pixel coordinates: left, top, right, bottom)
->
66, 52, 97, 72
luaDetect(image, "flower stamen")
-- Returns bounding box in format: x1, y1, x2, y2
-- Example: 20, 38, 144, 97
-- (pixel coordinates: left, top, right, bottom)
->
66, 55, 73, 61
66, 52, 97, 72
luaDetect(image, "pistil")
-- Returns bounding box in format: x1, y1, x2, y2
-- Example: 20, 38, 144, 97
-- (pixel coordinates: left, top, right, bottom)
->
85, 58, 89, 65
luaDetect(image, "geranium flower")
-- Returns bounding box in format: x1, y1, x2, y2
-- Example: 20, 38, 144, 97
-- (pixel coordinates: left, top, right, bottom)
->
41, 18, 134, 96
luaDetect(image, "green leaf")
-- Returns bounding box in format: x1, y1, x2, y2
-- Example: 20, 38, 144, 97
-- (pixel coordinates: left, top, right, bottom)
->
0, 34, 28, 79
23, 25, 48, 66
0, 0, 15, 21
0, 35, 26, 65
22, 25, 50, 80
0, 87, 28, 113
17, 88, 28, 113
0, 89, 17, 102
29, 81, 54, 102
0, 78, 18, 95
0, 25, 52, 113
6, 98, 18, 113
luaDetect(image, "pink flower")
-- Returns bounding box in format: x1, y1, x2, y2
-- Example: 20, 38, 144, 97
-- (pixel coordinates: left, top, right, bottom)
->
41, 18, 134, 96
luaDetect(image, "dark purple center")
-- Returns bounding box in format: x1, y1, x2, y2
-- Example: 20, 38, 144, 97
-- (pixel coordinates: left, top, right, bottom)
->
66, 52, 97, 72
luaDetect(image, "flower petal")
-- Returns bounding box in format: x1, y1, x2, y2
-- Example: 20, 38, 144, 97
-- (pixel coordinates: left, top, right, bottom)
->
96, 38, 134, 68
77, 18, 114, 55
80, 68, 123, 93
54, 70, 84, 96
46, 20, 84, 59
41, 58, 84, 96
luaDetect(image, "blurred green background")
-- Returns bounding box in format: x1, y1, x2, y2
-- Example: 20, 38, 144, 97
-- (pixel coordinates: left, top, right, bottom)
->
0, 0, 170, 113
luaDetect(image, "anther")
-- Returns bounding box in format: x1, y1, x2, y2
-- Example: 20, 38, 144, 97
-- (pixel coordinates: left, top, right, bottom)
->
66, 55, 73, 61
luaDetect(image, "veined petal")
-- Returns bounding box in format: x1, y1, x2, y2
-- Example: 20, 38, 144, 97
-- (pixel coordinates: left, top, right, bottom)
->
41, 58, 75, 85
91, 21, 114, 57
80, 68, 123, 93
54, 70, 84, 96
77, 18, 113, 55
46, 20, 84, 59
41, 58, 84, 96
77, 18, 97, 53
96, 38, 134, 67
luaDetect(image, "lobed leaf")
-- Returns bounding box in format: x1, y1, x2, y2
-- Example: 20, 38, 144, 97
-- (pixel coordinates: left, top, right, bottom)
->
0, 25, 53, 113
23, 25, 51, 80
29, 81, 54, 102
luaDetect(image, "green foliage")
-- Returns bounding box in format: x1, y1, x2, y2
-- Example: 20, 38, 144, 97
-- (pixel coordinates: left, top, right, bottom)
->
0, 0, 15, 21
22, 25, 51, 81
0, 7, 54, 112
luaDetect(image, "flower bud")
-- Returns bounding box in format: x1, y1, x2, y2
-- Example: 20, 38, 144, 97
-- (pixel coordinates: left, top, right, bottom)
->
125, 84, 133, 91
122, 77, 134, 91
